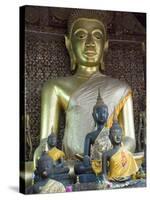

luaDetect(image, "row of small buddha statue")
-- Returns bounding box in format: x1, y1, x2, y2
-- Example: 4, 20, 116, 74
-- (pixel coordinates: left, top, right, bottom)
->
27, 90, 142, 194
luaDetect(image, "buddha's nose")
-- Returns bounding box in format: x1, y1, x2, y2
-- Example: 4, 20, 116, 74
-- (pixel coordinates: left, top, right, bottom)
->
85, 34, 95, 47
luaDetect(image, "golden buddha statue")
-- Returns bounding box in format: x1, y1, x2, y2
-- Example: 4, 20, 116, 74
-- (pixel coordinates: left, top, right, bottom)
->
34, 9, 136, 166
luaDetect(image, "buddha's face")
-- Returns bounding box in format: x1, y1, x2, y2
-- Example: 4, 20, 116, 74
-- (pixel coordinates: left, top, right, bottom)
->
40, 160, 52, 178
93, 105, 108, 124
70, 18, 106, 67
47, 135, 57, 148
110, 128, 122, 145
37, 154, 53, 178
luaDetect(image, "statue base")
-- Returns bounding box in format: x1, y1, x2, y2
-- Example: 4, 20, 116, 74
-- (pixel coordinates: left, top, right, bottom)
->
78, 173, 97, 183
50, 174, 75, 186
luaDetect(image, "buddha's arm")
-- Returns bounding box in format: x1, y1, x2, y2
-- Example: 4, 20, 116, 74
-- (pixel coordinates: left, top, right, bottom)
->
33, 82, 61, 168
40, 82, 60, 140
33, 82, 60, 168
84, 133, 92, 157
122, 95, 136, 152
102, 152, 108, 177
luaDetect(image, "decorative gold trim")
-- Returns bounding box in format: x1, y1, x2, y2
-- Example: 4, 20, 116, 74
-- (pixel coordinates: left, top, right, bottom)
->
107, 90, 132, 128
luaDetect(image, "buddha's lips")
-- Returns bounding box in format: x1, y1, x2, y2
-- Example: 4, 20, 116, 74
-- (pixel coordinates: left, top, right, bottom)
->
84, 51, 97, 57
84, 48, 96, 56
84, 47, 97, 56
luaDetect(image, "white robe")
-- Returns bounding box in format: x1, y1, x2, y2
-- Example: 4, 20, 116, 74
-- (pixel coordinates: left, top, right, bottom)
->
63, 72, 131, 158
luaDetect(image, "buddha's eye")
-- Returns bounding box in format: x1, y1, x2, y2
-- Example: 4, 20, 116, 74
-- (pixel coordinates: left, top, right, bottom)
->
74, 30, 87, 39
93, 31, 103, 40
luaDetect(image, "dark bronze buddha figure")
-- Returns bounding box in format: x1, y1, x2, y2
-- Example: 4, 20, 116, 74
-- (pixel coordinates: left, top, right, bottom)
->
27, 152, 66, 194
101, 112, 138, 186
74, 89, 111, 182
46, 131, 70, 175
84, 89, 109, 158
32, 130, 71, 188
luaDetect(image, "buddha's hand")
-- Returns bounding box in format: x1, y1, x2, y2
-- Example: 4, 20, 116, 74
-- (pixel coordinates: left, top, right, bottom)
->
83, 155, 91, 167
33, 138, 48, 168
54, 159, 64, 168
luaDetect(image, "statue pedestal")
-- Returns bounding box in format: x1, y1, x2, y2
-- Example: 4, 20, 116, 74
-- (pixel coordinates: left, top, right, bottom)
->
50, 174, 75, 186
78, 173, 97, 183
73, 178, 146, 191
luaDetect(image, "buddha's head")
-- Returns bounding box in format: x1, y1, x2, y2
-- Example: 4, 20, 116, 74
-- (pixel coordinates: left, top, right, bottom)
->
47, 132, 57, 148
93, 89, 108, 125
65, 9, 109, 70
109, 113, 122, 146
37, 152, 53, 178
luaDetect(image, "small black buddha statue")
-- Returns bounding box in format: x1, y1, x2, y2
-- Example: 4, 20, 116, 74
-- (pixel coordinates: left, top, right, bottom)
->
84, 89, 109, 158
46, 130, 71, 184
101, 112, 138, 186
74, 89, 109, 182
47, 129, 67, 170
26, 152, 66, 194
33, 130, 71, 188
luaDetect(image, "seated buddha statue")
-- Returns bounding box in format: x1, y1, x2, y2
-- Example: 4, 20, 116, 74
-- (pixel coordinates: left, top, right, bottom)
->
34, 9, 136, 166
27, 152, 66, 194
83, 89, 110, 158
101, 113, 138, 184
74, 89, 111, 182
33, 129, 70, 188
46, 129, 69, 175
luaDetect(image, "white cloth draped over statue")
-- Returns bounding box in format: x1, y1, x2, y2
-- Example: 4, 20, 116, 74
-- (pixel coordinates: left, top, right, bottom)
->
63, 72, 131, 158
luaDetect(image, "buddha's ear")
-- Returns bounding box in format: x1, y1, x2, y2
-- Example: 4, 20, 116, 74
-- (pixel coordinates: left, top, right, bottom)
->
65, 35, 70, 51
92, 112, 96, 127
92, 111, 97, 127
64, 35, 76, 71
104, 40, 109, 52
100, 40, 109, 71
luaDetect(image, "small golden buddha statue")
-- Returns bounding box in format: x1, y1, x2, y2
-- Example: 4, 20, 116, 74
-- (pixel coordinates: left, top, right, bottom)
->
34, 9, 136, 165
